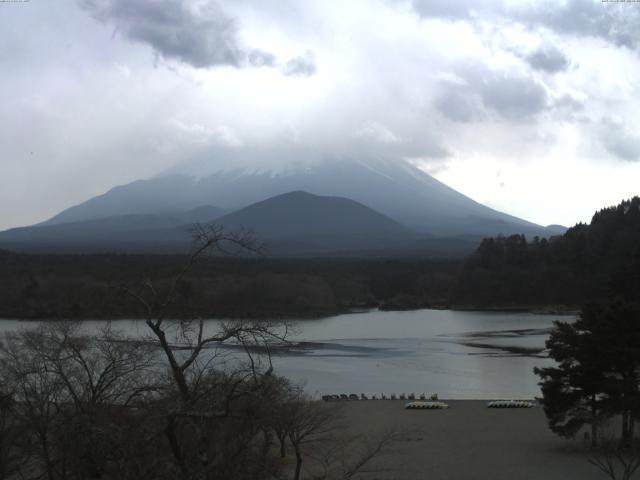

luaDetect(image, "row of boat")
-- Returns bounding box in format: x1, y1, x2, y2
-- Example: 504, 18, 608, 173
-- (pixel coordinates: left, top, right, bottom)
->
404, 400, 536, 409
405, 401, 449, 409
321, 394, 535, 409
322, 393, 439, 401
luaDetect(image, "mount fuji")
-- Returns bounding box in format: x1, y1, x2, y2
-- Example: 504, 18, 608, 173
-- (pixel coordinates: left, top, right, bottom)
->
0, 153, 563, 256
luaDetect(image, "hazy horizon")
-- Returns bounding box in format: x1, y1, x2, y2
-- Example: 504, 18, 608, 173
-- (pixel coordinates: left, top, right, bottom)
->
2, 0, 640, 231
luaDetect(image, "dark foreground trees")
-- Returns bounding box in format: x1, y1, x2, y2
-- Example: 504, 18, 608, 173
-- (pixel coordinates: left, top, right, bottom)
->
0, 323, 400, 480
588, 426, 640, 480
0, 225, 401, 480
455, 196, 640, 308
535, 300, 640, 448
0, 321, 161, 480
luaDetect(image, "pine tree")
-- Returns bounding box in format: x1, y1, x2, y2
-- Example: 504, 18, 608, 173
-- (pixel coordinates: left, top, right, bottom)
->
535, 300, 640, 446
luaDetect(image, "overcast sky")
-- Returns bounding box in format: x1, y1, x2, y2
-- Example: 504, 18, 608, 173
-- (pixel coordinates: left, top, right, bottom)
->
1, 0, 640, 230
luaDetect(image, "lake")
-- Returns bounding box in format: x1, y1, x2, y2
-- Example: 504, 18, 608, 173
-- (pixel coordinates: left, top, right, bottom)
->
0, 309, 573, 399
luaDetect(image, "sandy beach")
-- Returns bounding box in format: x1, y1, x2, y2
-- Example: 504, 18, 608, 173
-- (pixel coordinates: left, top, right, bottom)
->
336, 400, 604, 480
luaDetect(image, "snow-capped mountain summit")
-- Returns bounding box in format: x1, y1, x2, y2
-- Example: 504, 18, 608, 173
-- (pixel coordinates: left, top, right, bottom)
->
42, 153, 547, 237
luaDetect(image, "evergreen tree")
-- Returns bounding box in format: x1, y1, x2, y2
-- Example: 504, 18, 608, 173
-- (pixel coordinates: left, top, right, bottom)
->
534, 313, 607, 445
535, 301, 640, 446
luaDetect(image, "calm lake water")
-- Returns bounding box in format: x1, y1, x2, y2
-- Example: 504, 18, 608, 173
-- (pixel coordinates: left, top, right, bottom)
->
0, 309, 573, 399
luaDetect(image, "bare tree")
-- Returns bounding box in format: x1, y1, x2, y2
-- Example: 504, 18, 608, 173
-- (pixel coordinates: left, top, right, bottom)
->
0, 389, 27, 480
118, 224, 284, 402
118, 224, 294, 480
310, 427, 405, 480
286, 397, 341, 480
588, 426, 640, 480
1, 328, 70, 480
0, 322, 160, 480
25, 322, 159, 409
270, 387, 405, 480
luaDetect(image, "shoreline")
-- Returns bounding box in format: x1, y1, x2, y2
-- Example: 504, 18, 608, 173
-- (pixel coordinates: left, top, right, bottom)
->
0, 305, 579, 322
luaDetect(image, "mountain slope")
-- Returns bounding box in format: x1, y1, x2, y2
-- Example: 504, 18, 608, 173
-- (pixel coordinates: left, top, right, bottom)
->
42, 175, 200, 225
214, 191, 421, 255
0, 193, 432, 256
217, 191, 412, 238
0, 191, 480, 257
40, 154, 556, 237
0, 206, 225, 253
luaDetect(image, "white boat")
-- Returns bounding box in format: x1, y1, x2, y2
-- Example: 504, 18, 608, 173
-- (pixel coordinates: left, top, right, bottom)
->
486, 400, 534, 408
405, 401, 449, 410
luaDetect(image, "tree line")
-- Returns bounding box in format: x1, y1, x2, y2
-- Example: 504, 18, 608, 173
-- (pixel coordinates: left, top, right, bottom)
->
528, 198, 640, 479
3, 198, 639, 319
0, 252, 458, 320
453, 196, 640, 308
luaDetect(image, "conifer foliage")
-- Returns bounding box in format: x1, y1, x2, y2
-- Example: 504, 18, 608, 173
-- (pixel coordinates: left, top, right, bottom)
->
536, 300, 640, 446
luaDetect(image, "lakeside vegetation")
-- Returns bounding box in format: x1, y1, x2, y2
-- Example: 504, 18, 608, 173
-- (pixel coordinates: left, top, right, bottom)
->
1, 197, 638, 320
0, 254, 459, 320
454, 197, 640, 308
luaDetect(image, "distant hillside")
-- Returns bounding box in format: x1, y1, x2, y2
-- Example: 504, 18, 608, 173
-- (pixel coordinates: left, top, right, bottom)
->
0, 191, 481, 257
218, 191, 409, 236
42, 175, 201, 225
215, 191, 419, 255
0, 206, 224, 254
39, 154, 557, 238
544, 224, 567, 235
453, 197, 640, 307
180, 205, 226, 224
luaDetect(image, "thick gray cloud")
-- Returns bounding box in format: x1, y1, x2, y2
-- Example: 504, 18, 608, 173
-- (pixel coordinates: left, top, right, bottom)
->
479, 73, 548, 120
517, 0, 640, 51
436, 68, 548, 122
248, 49, 278, 67
410, 0, 496, 20
605, 135, 640, 162
601, 118, 640, 162
79, 0, 273, 68
282, 50, 316, 76
435, 86, 483, 123
411, 0, 640, 52
555, 94, 584, 112
525, 45, 570, 73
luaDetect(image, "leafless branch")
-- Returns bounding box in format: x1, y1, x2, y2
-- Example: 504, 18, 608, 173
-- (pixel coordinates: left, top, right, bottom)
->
588, 426, 640, 480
